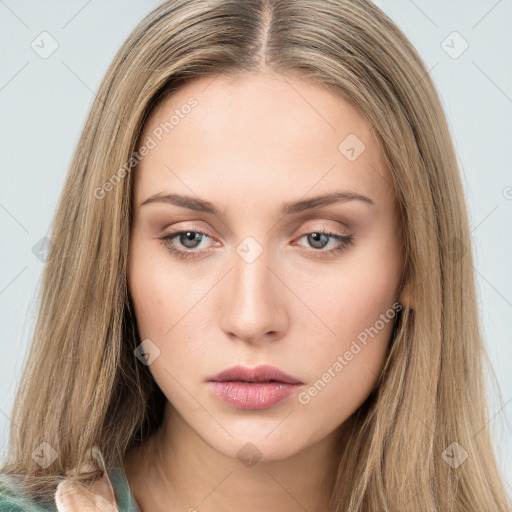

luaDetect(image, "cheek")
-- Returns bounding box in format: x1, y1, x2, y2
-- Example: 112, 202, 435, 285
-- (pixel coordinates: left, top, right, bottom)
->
128, 238, 201, 340
127, 239, 215, 379
294, 247, 401, 400
128, 269, 172, 342
127, 248, 202, 404
302, 254, 399, 334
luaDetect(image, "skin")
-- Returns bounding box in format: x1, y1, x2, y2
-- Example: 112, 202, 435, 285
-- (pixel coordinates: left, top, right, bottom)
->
124, 70, 409, 512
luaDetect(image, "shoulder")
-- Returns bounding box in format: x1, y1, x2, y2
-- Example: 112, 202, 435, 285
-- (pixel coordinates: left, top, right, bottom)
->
0, 488, 55, 511
0, 467, 129, 512
0, 492, 22, 511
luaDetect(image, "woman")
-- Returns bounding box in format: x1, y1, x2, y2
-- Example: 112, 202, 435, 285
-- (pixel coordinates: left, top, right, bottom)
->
1, 0, 510, 510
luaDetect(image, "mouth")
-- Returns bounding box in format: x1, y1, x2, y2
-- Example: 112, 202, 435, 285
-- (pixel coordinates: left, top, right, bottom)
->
206, 365, 303, 410
206, 364, 303, 385
227, 379, 283, 383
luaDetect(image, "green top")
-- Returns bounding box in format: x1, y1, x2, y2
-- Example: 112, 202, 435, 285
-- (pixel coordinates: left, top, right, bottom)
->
0, 467, 141, 512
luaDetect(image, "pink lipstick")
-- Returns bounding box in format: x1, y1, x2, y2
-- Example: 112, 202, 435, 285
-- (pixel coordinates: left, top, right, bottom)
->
206, 364, 303, 410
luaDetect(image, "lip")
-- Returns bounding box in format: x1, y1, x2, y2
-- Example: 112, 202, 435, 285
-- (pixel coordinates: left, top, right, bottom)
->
206, 365, 303, 410
206, 364, 303, 385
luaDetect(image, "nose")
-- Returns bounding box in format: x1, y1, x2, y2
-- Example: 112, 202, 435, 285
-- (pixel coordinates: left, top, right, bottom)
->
218, 242, 289, 345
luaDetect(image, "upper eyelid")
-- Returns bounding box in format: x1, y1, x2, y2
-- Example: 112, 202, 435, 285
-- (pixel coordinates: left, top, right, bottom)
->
162, 218, 350, 238
163, 226, 347, 239
163, 227, 348, 248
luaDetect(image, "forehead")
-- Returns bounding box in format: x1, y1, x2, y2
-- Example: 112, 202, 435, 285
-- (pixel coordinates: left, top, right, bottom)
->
133, 71, 394, 209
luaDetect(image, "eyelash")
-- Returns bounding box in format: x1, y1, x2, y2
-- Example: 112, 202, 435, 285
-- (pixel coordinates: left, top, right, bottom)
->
159, 229, 355, 260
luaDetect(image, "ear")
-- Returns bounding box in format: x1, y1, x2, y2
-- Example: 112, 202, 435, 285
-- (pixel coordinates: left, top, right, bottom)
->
398, 279, 415, 311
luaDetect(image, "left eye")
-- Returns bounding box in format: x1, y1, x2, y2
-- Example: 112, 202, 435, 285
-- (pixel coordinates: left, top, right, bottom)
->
298, 232, 342, 250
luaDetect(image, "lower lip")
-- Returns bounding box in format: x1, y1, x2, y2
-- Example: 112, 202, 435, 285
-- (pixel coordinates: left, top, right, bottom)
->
208, 381, 301, 410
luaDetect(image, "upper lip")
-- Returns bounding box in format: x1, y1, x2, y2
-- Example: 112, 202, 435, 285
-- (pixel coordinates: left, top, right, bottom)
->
207, 364, 303, 384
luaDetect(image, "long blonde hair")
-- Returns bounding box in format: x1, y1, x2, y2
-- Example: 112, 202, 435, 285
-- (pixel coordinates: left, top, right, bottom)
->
1, 0, 510, 510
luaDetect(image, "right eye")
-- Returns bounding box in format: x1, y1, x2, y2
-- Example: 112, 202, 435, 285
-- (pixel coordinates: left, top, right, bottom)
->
159, 230, 215, 259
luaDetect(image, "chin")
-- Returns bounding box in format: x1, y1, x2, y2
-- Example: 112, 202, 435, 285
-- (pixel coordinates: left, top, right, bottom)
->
198, 421, 319, 464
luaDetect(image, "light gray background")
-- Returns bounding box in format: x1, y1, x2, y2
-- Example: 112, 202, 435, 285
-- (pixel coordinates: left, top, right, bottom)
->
1, 0, 511, 497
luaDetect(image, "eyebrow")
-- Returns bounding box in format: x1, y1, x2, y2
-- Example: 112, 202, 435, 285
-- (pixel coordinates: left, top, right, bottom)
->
140, 191, 375, 217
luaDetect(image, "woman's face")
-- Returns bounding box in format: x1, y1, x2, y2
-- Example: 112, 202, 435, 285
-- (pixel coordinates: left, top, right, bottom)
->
128, 71, 404, 461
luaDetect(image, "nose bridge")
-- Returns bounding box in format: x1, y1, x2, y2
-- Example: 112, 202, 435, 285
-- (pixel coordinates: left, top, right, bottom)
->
219, 235, 286, 343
